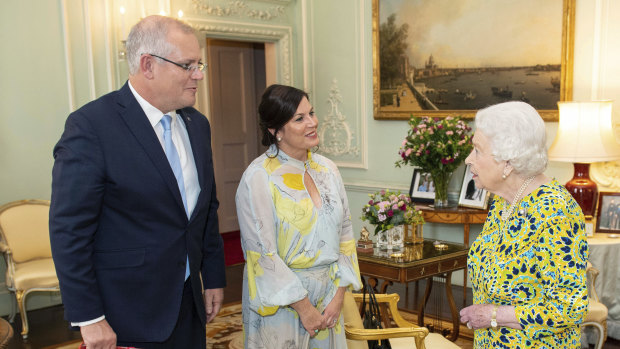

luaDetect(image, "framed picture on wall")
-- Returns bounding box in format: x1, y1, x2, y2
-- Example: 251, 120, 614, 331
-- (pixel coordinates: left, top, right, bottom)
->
371, 0, 575, 121
458, 165, 490, 209
409, 168, 435, 204
595, 192, 620, 234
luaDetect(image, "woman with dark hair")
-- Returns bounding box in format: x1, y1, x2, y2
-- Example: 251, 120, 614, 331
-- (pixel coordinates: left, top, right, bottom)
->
235, 84, 362, 348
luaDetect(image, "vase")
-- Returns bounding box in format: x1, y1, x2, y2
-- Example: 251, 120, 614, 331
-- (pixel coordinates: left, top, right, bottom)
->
403, 223, 424, 245
376, 225, 404, 250
430, 171, 453, 208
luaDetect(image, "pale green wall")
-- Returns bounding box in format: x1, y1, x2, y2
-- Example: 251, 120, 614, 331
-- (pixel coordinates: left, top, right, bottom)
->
0, 0, 69, 314
0, 0, 616, 316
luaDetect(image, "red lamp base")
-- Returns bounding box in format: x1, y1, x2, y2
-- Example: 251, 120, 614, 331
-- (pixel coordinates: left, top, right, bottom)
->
564, 163, 598, 216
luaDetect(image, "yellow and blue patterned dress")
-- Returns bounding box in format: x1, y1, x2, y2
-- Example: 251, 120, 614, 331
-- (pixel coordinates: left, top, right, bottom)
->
468, 180, 588, 348
236, 145, 362, 348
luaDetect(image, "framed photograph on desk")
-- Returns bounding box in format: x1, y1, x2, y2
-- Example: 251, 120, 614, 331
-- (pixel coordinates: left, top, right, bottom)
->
595, 192, 620, 233
458, 165, 490, 209
409, 168, 434, 204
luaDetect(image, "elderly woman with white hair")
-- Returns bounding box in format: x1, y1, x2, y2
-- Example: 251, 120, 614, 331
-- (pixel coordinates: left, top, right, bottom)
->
459, 101, 588, 348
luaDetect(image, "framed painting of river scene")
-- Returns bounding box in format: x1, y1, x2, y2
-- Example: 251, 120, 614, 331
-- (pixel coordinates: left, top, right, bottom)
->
372, 0, 575, 121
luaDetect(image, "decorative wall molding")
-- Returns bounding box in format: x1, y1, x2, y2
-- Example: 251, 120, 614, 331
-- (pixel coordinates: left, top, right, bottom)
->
344, 181, 408, 194
308, 0, 367, 169
187, 19, 292, 85
82, 0, 96, 101
191, 0, 286, 21
592, 161, 620, 190
60, 0, 76, 111
318, 79, 359, 157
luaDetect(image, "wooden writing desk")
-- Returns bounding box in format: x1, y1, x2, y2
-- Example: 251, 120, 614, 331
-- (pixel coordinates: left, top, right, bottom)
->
417, 204, 488, 246
358, 239, 469, 341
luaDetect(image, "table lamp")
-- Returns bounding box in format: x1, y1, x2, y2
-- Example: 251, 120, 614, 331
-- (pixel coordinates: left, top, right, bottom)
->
548, 100, 620, 216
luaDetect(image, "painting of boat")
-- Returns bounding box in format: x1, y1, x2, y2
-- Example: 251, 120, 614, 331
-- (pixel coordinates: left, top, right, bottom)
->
491, 86, 513, 98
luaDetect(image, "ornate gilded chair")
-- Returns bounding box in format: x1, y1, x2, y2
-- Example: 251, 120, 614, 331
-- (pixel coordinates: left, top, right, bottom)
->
343, 291, 460, 349
581, 262, 607, 349
0, 199, 60, 339
582, 262, 608, 349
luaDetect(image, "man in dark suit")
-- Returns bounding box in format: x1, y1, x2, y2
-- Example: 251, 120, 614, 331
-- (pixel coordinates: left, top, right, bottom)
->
49, 15, 225, 348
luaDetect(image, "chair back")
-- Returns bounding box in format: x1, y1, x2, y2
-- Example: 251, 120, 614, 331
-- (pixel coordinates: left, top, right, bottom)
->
0, 200, 52, 263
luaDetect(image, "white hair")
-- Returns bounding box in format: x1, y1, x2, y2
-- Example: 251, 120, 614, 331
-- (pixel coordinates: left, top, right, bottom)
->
125, 15, 195, 75
475, 101, 548, 177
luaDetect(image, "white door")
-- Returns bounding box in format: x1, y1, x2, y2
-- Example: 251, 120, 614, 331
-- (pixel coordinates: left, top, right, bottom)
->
207, 39, 265, 233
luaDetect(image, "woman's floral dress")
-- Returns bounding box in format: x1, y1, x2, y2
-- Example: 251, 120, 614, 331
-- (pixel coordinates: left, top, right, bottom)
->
236, 145, 362, 348
468, 180, 589, 348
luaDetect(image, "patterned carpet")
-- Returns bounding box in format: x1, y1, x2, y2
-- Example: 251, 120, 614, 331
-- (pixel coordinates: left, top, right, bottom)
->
47, 302, 473, 349
206, 302, 244, 349
204, 302, 474, 349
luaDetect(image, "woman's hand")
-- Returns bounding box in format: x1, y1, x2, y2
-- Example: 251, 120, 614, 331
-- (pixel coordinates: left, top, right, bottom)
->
323, 287, 345, 328
460, 303, 522, 330
460, 303, 495, 329
291, 297, 326, 336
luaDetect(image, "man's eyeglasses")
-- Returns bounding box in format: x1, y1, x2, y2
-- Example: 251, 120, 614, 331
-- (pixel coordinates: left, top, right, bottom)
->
147, 54, 206, 72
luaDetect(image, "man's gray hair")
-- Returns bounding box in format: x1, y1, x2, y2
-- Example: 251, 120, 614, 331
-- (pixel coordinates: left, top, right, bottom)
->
126, 15, 196, 75
474, 101, 548, 177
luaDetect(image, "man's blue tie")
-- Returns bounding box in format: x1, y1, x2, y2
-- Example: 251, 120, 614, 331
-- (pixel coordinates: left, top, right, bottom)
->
161, 114, 191, 280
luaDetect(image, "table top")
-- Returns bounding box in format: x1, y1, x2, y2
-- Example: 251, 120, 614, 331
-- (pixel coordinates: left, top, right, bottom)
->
416, 204, 488, 215
587, 234, 620, 246
357, 239, 469, 267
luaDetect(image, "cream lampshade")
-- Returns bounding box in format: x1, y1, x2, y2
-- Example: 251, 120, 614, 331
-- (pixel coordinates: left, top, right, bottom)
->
548, 100, 620, 216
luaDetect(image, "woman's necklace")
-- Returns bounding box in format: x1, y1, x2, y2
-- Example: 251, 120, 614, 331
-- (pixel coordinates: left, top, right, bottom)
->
501, 176, 535, 221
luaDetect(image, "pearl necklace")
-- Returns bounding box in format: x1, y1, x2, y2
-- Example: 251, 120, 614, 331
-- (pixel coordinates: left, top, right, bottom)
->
501, 176, 535, 221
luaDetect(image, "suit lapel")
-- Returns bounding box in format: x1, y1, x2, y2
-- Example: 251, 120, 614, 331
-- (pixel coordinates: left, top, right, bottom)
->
115, 84, 187, 216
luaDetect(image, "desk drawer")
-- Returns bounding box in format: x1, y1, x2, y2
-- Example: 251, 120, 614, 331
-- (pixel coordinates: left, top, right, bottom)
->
422, 212, 465, 224
359, 261, 401, 282
406, 263, 439, 281
439, 256, 468, 273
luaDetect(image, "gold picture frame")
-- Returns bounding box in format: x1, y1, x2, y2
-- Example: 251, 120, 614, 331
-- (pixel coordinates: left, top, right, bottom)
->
372, 0, 575, 121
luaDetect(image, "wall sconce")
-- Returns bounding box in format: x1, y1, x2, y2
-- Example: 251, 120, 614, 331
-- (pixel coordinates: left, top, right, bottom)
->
548, 101, 620, 216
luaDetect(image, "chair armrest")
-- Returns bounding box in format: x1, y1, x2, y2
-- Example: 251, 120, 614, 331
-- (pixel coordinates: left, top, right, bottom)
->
0, 242, 9, 253
344, 325, 429, 340
352, 292, 417, 328
586, 263, 601, 302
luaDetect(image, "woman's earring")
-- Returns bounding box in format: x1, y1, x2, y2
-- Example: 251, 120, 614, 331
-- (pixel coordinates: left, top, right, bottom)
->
277, 136, 282, 142
502, 173, 507, 180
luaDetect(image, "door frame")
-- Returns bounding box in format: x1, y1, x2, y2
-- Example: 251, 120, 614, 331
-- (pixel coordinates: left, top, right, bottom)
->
187, 20, 293, 122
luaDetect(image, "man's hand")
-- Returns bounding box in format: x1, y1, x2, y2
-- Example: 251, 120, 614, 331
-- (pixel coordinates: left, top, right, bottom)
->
204, 288, 224, 323
80, 319, 117, 349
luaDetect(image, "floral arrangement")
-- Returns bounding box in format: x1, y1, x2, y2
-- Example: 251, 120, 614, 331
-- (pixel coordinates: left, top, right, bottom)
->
361, 189, 424, 234
394, 116, 473, 205
395, 115, 473, 173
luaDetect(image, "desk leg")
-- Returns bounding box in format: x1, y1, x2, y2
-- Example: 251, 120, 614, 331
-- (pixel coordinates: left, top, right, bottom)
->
445, 272, 460, 342
417, 277, 433, 327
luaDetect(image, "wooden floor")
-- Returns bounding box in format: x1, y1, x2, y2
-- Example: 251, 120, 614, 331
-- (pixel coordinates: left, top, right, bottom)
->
4, 263, 620, 348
